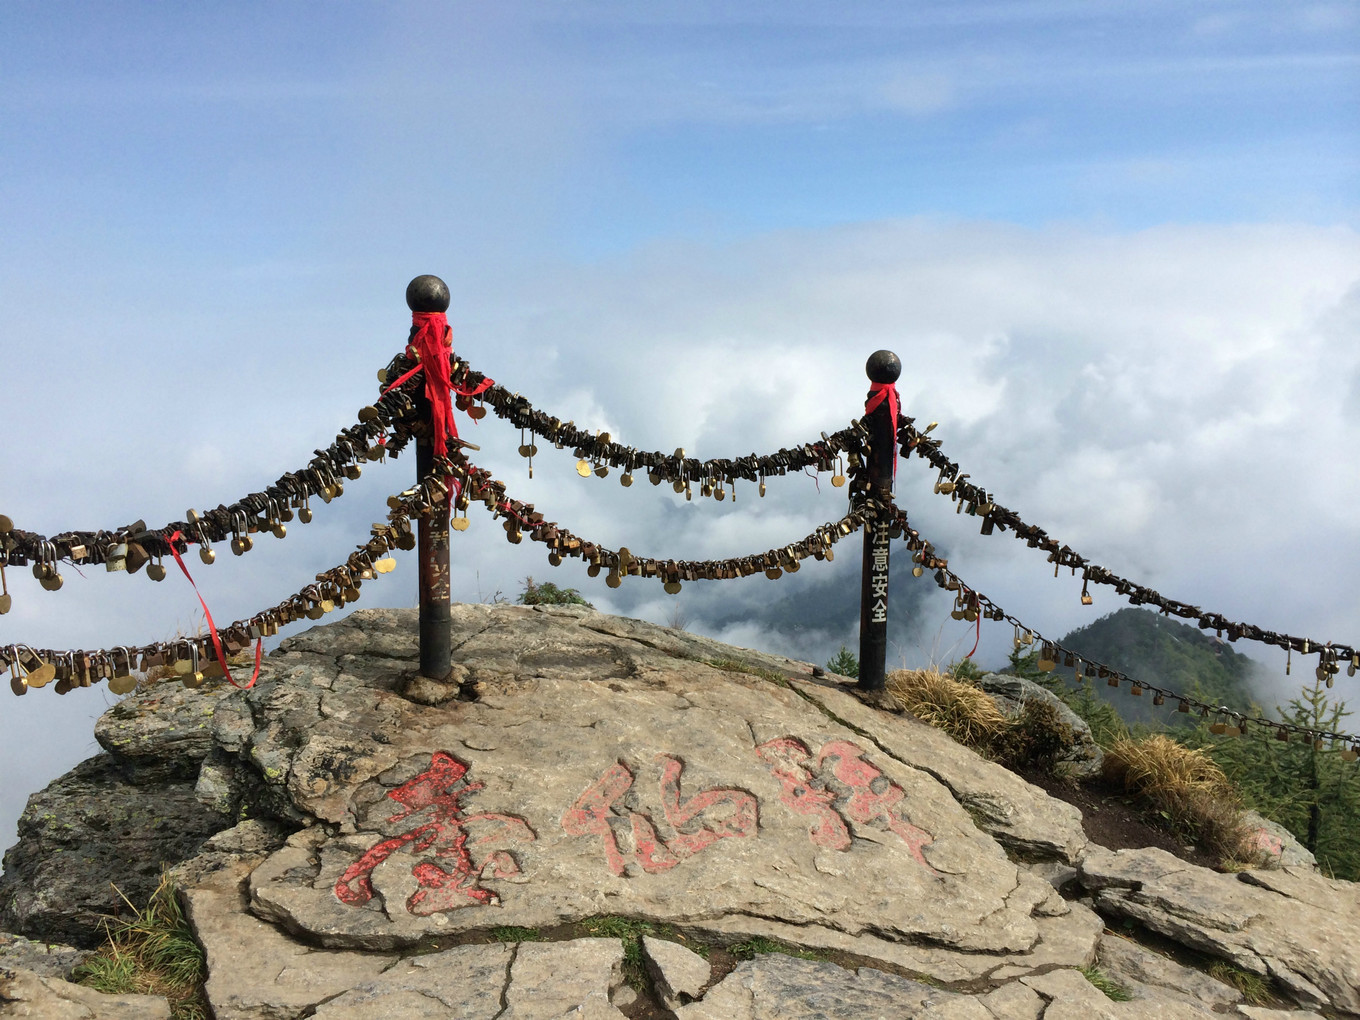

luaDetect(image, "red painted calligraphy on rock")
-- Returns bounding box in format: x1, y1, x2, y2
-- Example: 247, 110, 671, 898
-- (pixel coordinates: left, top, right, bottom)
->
753, 736, 849, 850
334, 751, 535, 915
756, 736, 936, 871
562, 755, 757, 876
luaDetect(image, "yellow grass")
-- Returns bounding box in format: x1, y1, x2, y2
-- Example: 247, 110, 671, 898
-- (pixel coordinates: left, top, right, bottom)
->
887, 668, 1008, 749
1104, 735, 1255, 865
1104, 735, 1231, 797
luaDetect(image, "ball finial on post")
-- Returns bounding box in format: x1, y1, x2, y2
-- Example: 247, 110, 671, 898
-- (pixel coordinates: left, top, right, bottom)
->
866, 350, 901, 384
406, 275, 451, 314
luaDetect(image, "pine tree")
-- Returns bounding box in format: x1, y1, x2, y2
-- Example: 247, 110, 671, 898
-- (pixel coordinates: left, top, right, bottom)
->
825, 646, 859, 679
1200, 678, 1360, 880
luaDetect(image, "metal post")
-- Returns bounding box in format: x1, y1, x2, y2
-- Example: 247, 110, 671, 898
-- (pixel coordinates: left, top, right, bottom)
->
858, 350, 901, 693
408, 275, 453, 681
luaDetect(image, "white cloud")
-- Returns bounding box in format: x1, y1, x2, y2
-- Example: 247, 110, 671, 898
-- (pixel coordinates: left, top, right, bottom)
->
878, 71, 956, 116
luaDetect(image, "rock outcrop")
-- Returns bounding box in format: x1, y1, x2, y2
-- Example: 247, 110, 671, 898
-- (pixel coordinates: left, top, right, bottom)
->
973, 672, 1104, 780
1, 604, 1355, 1018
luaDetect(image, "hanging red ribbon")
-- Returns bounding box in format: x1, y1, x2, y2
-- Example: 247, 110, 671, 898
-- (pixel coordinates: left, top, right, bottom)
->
164, 531, 262, 689
964, 610, 982, 660
865, 381, 901, 479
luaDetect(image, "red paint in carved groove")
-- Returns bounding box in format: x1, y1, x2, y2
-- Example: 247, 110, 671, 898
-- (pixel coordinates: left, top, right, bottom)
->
334, 751, 535, 913
816, 740, 936, 872
658, 754, 758, 856
562, 761, 636, 877
562, 755, 758, 876
755, 737, 937, 871
754, 737, 850, 850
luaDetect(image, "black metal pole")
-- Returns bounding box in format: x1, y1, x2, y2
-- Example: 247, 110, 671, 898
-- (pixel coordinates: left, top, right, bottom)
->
858, 350, 901, 693
408, 275, 453, 681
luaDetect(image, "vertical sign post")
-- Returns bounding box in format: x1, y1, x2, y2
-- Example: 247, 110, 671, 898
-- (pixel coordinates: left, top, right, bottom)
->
407, 275, 453, 681
858, 350, 901, 693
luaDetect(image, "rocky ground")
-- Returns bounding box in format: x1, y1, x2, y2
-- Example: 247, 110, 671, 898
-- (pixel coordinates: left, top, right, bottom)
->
1, 604, 1356, 1018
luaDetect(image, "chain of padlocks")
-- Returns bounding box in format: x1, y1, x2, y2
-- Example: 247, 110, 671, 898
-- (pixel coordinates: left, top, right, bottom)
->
1, 340, 1357, 755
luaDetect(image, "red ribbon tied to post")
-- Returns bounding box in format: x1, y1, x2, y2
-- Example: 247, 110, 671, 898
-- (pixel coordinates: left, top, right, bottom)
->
409, 311, 456, 459
865, 382, 901, 479
383, 312, 495, 504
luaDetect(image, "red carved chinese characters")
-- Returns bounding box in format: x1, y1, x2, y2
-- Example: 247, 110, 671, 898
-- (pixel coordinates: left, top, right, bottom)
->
756, 737, 936, 871
754, 736, 849, 850
334, 751, 535, 914
563, 755, 757, 876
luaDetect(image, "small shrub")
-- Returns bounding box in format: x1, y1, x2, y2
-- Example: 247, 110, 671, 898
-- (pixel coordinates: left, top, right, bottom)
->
74, 874, 206, 1020
517, 576, 593, 608
947, 657, 985, 682
992, 698, 1075, 771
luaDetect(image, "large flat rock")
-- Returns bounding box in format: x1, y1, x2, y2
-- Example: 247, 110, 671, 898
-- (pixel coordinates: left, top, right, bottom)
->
1080, 847, 1360, 1014
233, 608, 1073, 969
183, 860, 398, 1020
0, 965, 170, 1019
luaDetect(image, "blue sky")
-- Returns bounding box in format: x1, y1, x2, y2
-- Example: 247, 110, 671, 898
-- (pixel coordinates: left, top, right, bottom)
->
1, 1, 1357, 859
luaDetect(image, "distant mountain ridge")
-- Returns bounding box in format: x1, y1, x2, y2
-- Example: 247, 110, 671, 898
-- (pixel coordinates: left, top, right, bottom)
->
1056, 608, 1261, 728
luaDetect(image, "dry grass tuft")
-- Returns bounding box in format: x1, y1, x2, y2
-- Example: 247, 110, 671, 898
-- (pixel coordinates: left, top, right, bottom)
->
1104, 735, 1229, 796
1104, 735, 1257, 864
887, 668, 1008, 749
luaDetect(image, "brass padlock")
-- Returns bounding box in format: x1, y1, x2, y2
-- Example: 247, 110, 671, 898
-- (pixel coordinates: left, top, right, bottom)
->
8, 648, 28, 696
172, 643, 193, 676
1036, 644, 1057, 672
182, 645, 205, 689
20, 647, 55, 689
37, 543, 63, 591
125, 540, 151, 574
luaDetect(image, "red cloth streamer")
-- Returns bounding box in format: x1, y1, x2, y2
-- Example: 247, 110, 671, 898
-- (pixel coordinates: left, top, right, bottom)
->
409, 312, 455, 457
964, 610, 982, 660
382, 324, 495, 504
865, 382, 901, 479
165, 531, 263, 690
